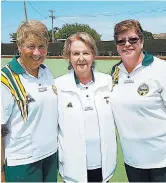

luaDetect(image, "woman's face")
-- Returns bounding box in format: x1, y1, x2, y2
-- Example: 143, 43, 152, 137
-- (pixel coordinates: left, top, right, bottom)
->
18, 37, 47, 70
116, 28, 144, 60
69, 40, 94, 77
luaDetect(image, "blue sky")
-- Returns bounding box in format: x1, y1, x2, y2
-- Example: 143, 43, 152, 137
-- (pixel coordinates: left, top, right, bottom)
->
1, 1, 166, 43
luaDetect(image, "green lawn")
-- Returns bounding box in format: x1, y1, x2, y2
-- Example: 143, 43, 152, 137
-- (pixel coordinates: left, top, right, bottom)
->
1, 58, 119, 77
1, 58, 128, 182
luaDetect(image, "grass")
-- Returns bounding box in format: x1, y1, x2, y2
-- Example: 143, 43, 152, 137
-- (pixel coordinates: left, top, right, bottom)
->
1, 58, 128, 182
1, 58, 119, 77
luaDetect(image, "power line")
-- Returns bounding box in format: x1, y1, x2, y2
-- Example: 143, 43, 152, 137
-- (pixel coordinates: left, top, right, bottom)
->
27, 1, 47, 18
57, 7, 166, 18
2, 17, 50, 30
2, 7, 166, 30
56, 17, 67, 24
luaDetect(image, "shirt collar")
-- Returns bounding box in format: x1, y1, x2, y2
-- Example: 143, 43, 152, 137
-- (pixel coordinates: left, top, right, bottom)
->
118, 51, 154, 69
8, 56, 25, 74
142, 51, 154, 66
8, 56, 46, 74
74, 70, 95, 85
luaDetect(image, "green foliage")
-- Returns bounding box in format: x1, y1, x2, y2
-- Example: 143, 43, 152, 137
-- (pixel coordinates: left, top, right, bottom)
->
143, 30, 154, 39
10, 32, 17, 43
55, 23, 101, 41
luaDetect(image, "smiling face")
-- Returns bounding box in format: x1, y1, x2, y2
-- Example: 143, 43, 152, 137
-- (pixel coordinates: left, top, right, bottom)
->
18, 36, 47, 70
69, 40, 94, 77
116, 28, 144, 61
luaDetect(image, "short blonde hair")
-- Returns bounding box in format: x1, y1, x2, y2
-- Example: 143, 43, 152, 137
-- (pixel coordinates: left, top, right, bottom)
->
63, 32, 98, 59
114, 19, 144, 42
16, 20, 50, 47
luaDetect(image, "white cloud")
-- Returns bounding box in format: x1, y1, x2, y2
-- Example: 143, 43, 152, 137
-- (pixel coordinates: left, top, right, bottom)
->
139, 16, 166, 33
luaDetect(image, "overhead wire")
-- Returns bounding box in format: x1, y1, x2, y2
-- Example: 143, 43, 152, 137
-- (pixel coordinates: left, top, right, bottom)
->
2, 4, 166, 30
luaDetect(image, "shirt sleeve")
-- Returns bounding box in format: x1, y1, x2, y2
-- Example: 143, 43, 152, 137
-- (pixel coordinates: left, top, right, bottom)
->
1, 84, 14, 124
161, 80, 166, 107
160, 63, 166, 107
107, 75, 113, 92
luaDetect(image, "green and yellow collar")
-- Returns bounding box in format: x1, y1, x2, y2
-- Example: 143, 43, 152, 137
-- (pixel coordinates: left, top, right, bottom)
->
8, 56, 46, 74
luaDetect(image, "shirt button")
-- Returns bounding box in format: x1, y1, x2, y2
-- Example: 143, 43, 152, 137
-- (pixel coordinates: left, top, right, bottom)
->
39, 84, 41, 86
86, 87, 88, 89
86, 95, 89, 97
127, 76, 130, 78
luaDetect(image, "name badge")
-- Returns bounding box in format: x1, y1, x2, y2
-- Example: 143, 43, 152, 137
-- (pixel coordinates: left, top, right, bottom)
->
38, 86, 47, 92
84, 106, 94, 111
124, 79, 134, 84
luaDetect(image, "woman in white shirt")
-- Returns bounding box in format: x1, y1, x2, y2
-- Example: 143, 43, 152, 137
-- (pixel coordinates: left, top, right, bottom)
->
55, 32, 117, 182
111, 19, 166, 182
1, 20, 58, 182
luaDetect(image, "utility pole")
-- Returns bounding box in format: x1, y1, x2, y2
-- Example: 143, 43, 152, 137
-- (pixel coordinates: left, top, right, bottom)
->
24, 0, 28, 21
49, 10, 56, 43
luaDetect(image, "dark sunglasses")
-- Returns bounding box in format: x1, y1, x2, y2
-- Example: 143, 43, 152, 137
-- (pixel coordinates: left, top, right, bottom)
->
116, 37, 140, 46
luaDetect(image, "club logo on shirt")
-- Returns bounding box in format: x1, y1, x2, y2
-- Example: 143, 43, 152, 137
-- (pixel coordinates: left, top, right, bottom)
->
52, 85, 57, 95
67, 102, 73, 108
104, 96, 109, 104
137, 84, 149, 96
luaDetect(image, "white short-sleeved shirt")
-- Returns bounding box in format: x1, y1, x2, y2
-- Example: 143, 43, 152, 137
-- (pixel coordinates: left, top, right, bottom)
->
110, 52, 166, 168
1, 56, 58, 166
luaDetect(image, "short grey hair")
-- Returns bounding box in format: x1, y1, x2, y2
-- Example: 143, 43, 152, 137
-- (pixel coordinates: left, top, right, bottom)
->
63, 32, 98, 70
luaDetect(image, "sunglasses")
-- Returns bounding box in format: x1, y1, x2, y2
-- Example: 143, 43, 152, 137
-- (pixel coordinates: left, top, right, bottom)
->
116, 37, 140, 46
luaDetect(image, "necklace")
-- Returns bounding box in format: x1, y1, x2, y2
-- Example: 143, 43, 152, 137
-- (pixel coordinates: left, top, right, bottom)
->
18, 58, 33, 74
17, 58, 39, 78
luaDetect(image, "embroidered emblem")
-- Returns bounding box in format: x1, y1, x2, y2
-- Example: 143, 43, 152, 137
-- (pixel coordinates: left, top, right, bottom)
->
104, 96, 109, 104
67, 102, 73, 108
52, 85, 57, 95
137, 84, 149, 96
26, 94, 35, 104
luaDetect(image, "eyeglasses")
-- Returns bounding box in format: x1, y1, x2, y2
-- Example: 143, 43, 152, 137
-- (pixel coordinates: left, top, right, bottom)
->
116, 37, 140, 46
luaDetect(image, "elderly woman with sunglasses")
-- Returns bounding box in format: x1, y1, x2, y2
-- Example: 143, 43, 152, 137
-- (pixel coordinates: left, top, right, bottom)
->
55, 32, 117, 182
110, 19, 166, 182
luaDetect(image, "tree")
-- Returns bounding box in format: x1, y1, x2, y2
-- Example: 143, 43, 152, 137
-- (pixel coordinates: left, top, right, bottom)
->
10, 28, 58, 43
55, 23, 101, 41
143, 30, 154, 40
10, 32, 17, 43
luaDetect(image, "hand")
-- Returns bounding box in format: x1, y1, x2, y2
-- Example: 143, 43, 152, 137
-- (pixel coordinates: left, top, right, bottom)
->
1, 171, 6, 182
